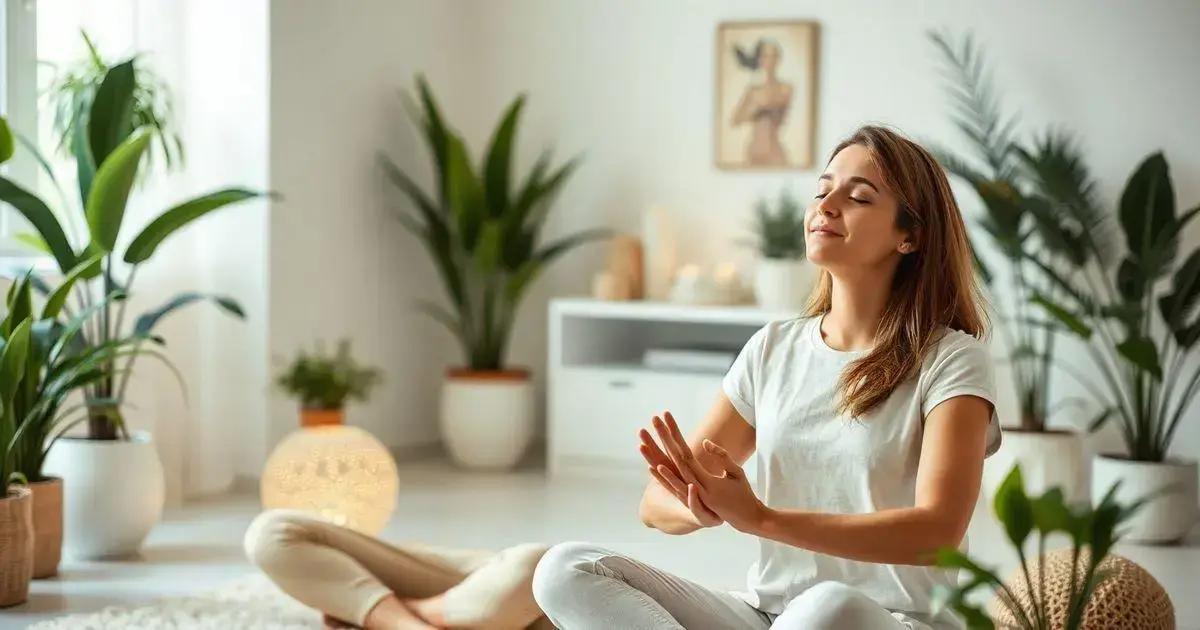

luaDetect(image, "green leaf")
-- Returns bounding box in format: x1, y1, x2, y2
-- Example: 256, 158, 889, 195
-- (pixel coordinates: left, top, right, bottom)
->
1116, 336, 1161, 380
42, 253, 103, 319
134, 292, 244, 336
0, 175, 77, 272
1030, 487, 1071, 533
445, 134, 485, 251
414, 75, 450, 203
993, 464, 1033, 548
1158, 248, 1200, 344
1119, 152, 1176, 278
474, 220, 504, 274
123, 188, 265, 264
1030, 292, 1092, 338
13, 233, 51, 255
85, 128, 152, 252
88, 59, 137, 168
0, 117, 13, 164
1084, 406, 1114, 433
483, 94, 525, 216
0, 319, 32, 406
73, 115, 96, 205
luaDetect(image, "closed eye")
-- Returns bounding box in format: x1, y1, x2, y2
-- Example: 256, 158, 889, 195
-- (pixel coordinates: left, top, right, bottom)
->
850, 197, 870, 204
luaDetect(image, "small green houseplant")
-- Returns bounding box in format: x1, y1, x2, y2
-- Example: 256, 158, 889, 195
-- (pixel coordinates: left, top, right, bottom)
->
0, 310, 34, 606
378, 76, 609, 468
740, 188, 813, 312
276, 339, 381, 426
933, 464, 1149, 629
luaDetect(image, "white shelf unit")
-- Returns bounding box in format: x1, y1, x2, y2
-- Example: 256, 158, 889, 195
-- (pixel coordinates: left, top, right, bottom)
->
546, 297, 800, 478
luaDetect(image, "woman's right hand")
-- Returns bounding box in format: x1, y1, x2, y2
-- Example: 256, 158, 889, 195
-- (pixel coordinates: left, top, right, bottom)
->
639, 425, 724, 528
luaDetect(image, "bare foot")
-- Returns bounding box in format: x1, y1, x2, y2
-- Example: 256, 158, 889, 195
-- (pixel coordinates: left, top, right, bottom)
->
403, 593, 448, 626
362, 594, 439, 630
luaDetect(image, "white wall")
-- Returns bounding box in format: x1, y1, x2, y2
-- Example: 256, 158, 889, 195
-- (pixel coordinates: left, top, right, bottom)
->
261, 0, 1200, 468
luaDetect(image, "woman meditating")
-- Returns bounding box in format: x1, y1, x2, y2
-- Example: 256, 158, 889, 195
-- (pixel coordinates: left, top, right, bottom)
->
532, 125, 1002, 629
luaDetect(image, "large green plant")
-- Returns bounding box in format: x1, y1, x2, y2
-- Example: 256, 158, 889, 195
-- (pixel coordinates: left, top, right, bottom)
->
929, 31, 1115, 433
1, 270, 143, 481
0, 60, 264, 440
1027, 154, 1200, 462
934, 465, 1145, 629
379, 76, 611, 370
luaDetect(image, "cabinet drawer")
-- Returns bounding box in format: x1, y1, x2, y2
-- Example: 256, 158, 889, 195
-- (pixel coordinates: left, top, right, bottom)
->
551, 366, 722, 465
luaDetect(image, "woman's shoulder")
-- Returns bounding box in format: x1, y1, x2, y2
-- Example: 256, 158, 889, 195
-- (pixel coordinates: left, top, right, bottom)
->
922, 326, 992, 371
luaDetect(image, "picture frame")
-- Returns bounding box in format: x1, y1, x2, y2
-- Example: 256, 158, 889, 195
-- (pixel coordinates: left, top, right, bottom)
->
715, 20, 820, 171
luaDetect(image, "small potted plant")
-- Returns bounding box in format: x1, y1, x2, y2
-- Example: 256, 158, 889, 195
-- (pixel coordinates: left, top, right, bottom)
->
275, 339, 382, 427
379, 76, 610, 469
740, 187, 814, 312
264, 340, 397, 534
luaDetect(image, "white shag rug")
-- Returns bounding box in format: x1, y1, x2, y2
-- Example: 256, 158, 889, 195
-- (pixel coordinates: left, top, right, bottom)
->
29, 573, 323, 629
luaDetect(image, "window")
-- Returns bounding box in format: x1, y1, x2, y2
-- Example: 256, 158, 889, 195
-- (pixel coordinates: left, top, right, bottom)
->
0, 0, 38, 260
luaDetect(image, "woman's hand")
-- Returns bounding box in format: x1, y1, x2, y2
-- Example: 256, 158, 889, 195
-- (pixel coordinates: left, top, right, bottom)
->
638, 414, 723, 528
644, 411, 766, 534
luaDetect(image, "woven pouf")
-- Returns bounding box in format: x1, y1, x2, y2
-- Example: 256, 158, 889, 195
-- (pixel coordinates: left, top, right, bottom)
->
990, 550, 1173, 629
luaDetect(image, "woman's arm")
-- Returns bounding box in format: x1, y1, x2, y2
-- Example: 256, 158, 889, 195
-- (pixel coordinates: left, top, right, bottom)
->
638, 392, 755, 534
747, 395, 991, 565
730, 87, 759, 126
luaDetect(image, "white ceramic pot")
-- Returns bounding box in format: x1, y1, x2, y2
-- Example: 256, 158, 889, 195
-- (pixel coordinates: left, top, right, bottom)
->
42, 431, 165, 559
1092, 454, 1198, 543
440, 368, 535, 470
754, 257, 816, 312
983, 429, 1086, 504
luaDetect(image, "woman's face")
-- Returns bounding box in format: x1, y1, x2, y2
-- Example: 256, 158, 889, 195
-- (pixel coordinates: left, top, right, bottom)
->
760, 43, 780, 73
805, 144, 913, 271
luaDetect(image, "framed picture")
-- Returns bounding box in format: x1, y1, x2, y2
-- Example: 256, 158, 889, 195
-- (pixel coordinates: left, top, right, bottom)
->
715, 20, 819, 170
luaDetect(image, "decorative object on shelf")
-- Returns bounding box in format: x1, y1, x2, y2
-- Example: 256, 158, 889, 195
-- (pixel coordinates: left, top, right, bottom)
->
934, 464, 1155, 629
716, 20, 819, 170
642, 345, 737, 372
738, 188, 816, 311
262, 340, 396, 535
591, 234, 643, 301
668, 263, 752, 306
1, 42, 264, 559
379, 76, 610, 470
993, 551, 1174, 629
641, 205, 678, 301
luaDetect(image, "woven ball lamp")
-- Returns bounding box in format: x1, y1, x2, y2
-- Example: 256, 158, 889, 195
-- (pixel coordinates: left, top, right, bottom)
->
991, 549, 1174, 629
260, 408, 399, 535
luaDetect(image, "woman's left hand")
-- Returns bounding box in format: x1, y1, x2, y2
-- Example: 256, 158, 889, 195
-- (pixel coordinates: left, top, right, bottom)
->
650, 412, 768, 534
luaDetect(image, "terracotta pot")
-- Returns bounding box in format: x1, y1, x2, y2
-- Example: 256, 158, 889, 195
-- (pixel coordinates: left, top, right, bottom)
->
0, 487, 34, 607
28, 477, 62, 578
300, 407, 344, 427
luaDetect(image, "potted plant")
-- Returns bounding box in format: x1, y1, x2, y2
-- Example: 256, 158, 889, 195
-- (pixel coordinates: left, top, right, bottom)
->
264, 340, 398, 534
739, 187, 813, 312
1023, 151, 1200, 543
378, 76, 611, 469
0, 50, 263, 558
0, 317, 34, 606
929, 31, 1115, 503
934, 464, 1155, 628
1, 267, 139, 577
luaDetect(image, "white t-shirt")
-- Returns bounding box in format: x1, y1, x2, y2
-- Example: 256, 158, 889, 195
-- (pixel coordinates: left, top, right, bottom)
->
722, 314, 1001, 625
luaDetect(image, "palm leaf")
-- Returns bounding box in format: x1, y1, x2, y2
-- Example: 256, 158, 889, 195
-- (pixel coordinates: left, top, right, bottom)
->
124, 188, 265, 263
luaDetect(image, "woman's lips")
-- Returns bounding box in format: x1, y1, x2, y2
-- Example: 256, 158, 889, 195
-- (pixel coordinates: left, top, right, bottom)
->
810, 226, 844, 237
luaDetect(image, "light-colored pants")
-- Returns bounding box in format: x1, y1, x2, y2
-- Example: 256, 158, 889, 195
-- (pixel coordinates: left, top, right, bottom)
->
244, 509, 555, 629
532, 542, 937, 630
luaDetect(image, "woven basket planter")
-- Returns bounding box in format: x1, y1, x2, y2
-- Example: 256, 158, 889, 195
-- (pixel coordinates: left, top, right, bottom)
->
0, 487, 34, 607
991, 549, 1174, 629
29, 477, 62, 578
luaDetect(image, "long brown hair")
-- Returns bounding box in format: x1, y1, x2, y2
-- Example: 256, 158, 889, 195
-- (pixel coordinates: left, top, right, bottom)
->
803, 125, 989, 418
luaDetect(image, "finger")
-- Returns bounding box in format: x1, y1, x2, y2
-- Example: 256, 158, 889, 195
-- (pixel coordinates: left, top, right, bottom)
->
703, 439, 742, 480
653, 416, 702, 486
664, 411, 709, 483
688, 483, 719, 520
652, 463, 687, 498
639, 428, 674, 469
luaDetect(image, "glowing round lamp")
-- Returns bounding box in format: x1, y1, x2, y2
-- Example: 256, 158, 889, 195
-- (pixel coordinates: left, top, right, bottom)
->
260, 409, 399, 535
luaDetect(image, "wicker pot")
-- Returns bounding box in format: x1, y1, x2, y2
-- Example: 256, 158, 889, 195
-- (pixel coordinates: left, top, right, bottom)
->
28, 477, 62, 578
0, 487, 34, 607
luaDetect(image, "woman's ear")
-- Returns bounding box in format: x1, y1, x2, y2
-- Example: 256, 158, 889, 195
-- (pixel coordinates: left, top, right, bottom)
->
897, 227, 921, 254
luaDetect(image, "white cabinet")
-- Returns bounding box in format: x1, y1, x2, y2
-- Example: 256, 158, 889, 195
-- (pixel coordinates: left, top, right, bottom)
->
546, 297, 798, 478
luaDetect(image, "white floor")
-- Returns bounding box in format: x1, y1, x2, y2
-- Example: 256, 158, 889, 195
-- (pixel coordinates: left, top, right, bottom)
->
4, 453, 1198, 629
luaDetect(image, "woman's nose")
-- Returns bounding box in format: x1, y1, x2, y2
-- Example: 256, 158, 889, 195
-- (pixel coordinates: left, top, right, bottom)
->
817, 196, 840, 217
